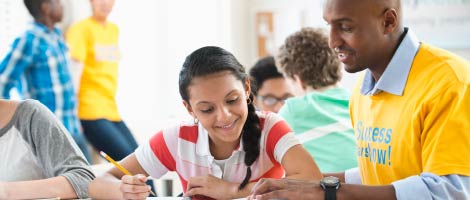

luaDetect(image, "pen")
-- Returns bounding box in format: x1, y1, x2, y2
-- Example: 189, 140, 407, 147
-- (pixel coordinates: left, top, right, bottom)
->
100, 151, 156, 196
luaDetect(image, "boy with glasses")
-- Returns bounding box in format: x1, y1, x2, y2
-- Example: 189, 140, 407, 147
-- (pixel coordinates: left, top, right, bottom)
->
249, 56, 294, 113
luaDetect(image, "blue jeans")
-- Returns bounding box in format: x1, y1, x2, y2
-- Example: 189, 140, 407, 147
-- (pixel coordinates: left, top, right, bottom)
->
81, 119, 138, 161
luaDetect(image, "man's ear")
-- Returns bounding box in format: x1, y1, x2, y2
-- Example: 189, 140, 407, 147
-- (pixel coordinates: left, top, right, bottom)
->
383, 8, 398, 34
183, 100, 195, 118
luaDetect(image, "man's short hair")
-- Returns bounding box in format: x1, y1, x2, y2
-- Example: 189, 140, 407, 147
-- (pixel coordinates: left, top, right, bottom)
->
249, 56, 284, 96
24, 0, 50, 19
277, 27, 341, 89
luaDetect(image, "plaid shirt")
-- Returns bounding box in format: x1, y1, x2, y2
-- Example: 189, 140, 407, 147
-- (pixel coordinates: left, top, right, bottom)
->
0, 22, 81, 136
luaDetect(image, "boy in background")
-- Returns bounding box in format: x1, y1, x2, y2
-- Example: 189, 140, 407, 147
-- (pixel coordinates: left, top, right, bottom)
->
0, 0, 90, 161
249, 56, 294, 113
277, 27, 357, 173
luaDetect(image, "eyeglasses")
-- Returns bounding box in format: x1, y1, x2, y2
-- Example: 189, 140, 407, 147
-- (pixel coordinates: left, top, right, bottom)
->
257, 95, 293, 107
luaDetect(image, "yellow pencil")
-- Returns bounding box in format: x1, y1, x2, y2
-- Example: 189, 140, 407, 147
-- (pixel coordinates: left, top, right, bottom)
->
100, 151, 156, 196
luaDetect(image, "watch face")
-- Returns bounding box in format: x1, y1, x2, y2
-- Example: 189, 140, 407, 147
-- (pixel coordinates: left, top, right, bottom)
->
323, 176, 340, 187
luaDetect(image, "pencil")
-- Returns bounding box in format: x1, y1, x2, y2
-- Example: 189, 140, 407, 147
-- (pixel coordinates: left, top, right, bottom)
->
100, 151, 156, 196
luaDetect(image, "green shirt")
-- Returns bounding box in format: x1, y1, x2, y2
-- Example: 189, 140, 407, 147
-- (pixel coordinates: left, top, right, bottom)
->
279, 87, 357, 172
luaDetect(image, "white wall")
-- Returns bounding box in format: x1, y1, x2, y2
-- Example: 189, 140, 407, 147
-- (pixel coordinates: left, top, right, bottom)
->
110, 0, 237, 143
0, 0, 30, 58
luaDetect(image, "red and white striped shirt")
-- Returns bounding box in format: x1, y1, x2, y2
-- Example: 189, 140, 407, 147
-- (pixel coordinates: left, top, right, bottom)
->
135, 112, 299, 192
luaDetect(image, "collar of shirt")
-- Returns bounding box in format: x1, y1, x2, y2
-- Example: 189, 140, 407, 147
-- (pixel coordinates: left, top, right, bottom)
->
195, 123, 244, 159
31, 22, 62, 37
360, 27, 420, 96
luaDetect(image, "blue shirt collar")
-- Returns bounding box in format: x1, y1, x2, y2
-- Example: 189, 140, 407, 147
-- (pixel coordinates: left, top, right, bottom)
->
31, 21, 61, 36
360, 28, 420, 96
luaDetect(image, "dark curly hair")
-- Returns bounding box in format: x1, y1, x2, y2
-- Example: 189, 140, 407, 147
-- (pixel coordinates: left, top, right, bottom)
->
277, 27, 341, 89
179, 46, 261, 190
249, 56, 284, 96
24, 0, 50, 19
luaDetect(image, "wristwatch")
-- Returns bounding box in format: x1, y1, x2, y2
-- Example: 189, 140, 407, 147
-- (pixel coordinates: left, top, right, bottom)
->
320, 176, 340, 200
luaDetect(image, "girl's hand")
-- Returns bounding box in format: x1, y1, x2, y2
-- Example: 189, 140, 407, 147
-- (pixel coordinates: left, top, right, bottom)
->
185, 175, 238, 200
120, 174, 152, 200
248, 178, 322, 200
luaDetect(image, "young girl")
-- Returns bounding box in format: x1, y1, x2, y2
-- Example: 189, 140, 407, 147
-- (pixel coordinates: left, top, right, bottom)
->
0, 99, 94, 199
89, 46, 322, 199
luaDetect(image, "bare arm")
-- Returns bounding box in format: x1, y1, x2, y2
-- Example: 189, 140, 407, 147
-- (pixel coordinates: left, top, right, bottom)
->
338, 184, 396, 200
250, 178, 395, 200
88, 154, 151, 199
185, 175, 259, 199
0, 176, 77, 199
282, 144, 323, 180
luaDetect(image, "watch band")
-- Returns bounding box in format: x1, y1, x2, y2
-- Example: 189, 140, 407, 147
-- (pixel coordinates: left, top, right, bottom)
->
324, 186, 336, 200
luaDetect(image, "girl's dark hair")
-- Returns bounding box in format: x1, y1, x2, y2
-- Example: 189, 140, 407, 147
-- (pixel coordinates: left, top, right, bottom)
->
179, 46, 261, 190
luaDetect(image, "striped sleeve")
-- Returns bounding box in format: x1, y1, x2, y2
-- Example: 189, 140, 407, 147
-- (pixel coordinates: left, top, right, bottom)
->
135, 131, 176, 178
263, 112, 300, 163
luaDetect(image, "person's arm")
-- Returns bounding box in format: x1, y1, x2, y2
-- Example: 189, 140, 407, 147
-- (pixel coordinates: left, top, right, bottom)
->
393, 173, 470, 200
335, 173, 470, 200
185, 175, 259, 200
27, 100, 94, 198
250, 172, 470, 200
88, 154, 152, 199
282, 144, 323, 180
249, 178, 395, 200
0, 100, 94, 199
0, 36, 33, 98
0, 177, 76, 199
92, 130, 175, 199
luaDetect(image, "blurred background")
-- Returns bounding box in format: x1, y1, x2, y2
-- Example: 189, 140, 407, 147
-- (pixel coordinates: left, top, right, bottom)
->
1, 0, 470, 143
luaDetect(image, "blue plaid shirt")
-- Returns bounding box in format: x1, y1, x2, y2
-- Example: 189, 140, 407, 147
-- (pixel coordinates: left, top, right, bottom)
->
0, 22, 81, 137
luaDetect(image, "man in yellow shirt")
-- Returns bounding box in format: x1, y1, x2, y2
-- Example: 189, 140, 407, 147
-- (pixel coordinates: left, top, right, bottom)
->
249, 0, 470, 199
66, 0, 138, 161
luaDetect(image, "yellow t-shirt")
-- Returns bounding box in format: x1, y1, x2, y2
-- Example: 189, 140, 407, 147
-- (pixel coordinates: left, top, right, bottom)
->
66, 17, 121, 121
350, 43, 470, 185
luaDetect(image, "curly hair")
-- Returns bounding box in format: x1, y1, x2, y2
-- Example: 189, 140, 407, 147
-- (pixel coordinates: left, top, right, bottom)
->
24, 0, 50, 19
277, 27, 341, 89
